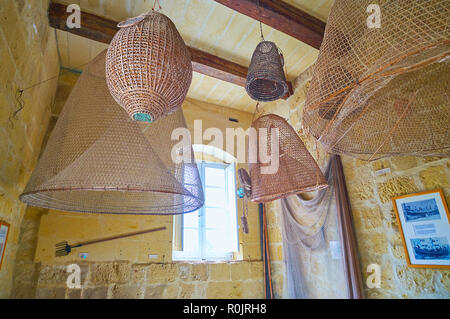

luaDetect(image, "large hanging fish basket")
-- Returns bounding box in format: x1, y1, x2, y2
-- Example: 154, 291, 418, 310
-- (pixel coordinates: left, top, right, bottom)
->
246, 41, 288, 102
248, 114, 328, 203
20, 51, 204, 215
106, 11, 192, 123
303, 0, 450, 160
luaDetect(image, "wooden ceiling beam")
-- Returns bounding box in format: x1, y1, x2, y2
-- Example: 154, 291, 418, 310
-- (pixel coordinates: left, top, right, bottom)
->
213, 0, 326, 50
48, 2, 293, 99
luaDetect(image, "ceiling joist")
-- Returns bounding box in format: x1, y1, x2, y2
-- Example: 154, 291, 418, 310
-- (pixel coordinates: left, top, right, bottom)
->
48, 2, 293, 99
213, 0, 326, 50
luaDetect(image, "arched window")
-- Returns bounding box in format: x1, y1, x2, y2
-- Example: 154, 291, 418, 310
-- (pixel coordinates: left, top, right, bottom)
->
172, 145, 239, 261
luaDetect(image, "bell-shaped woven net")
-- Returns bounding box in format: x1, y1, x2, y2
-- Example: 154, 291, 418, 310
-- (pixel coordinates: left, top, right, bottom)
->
303, 0, 450, 160
246, 41, 288, 102
106, 11, 192, 123
20, 50, 204, 215
248, 114, 328, 203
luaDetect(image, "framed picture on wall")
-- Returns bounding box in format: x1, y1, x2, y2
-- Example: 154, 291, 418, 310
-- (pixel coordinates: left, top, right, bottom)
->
0, 221, 10, 270
393, 189, 450, 269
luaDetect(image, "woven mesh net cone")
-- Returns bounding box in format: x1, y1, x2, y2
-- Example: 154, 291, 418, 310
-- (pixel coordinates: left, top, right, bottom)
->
248, 114, 328, 203
20, 50, 204, 215
246, 41, 288, 102
106, 11, 192, 123
303, 0, 450, 160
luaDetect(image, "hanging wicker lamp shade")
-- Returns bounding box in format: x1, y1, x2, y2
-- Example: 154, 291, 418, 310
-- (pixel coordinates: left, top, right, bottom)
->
303, 0, 450, 160
20, 51, 204, 215
248, 114, 328, 203
246, 41, 288, 102
106, 11, 192, 123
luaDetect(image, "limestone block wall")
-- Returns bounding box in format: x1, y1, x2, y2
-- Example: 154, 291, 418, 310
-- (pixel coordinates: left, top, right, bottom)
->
32, 207, 264, 299
0, 0, 59, 298
343, 156, 450, 298
33, 260, 263, 299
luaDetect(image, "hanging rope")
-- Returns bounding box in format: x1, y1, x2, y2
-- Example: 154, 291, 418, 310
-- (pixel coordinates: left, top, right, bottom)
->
251, 102, 260, 123
257, 0, 265, 41
152, 0, 162, 11
259, 21, 265, 42
9, 61, 90, 126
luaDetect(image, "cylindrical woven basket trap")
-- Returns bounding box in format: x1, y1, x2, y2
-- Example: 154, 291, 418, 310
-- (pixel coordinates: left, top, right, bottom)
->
106, 11, 192, 123
248, 114, 328, 203
303, 0, 450, 160
246, 41, 288, 102
20, 51, 204, 215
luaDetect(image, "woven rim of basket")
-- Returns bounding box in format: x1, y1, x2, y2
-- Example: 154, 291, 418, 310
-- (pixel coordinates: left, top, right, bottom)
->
117, 11, 156, 28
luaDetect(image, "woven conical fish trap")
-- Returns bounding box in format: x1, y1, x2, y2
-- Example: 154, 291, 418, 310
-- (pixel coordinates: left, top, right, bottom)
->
249, 114, 328, 203
20, 51, 204, 215
246, 41, 288, 102
303, 0, 450, 160
106, 11, 192, 123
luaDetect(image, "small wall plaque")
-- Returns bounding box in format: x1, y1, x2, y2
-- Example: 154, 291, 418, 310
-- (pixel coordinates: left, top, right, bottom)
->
375, 167, 391, 176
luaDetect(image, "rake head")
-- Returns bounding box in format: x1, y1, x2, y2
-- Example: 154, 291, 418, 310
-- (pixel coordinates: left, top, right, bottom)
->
55, 241, 72, 257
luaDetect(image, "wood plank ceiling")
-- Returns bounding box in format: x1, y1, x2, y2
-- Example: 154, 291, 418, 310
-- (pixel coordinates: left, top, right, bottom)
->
53, 0, 334, 113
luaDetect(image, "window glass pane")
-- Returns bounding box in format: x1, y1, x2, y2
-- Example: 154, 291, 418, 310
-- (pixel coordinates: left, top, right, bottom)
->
225, 163, 238, 252
183, 210, 199, 228
205, 207, 227, 228
205, 228, 229, 252
205, 166, 225, 187
205, 187, 226, 207
175, 161, 239, 260
183, 228, 198, 252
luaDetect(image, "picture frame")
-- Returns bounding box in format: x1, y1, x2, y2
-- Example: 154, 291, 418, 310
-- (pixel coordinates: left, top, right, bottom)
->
0, 221, 10, 271
392, 189, 450, 269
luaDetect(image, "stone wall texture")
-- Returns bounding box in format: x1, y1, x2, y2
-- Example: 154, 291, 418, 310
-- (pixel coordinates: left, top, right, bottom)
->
0, 0, 59, 298
33, 260, 264, 299
342, 156, 450, 298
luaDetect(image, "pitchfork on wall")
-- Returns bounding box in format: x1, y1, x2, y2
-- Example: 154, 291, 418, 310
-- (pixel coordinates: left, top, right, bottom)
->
55, 226, 166, 257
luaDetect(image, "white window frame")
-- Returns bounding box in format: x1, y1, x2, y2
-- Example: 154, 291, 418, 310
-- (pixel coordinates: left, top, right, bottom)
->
172, 161, 239, 262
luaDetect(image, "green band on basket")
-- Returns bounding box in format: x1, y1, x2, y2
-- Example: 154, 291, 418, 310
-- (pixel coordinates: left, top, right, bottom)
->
133, 113, 153, 123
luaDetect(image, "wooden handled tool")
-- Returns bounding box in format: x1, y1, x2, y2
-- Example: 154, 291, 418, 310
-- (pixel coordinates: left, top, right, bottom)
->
55, 226, 166, 257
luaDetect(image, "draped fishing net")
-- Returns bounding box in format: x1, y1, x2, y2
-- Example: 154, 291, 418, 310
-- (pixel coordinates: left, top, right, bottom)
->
279, 161, 337, 298
20, 50, 204, 215
303, 0, 450, 160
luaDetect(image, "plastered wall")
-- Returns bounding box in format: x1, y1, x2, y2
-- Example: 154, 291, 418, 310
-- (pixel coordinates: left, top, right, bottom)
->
0, 0, 59, 298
